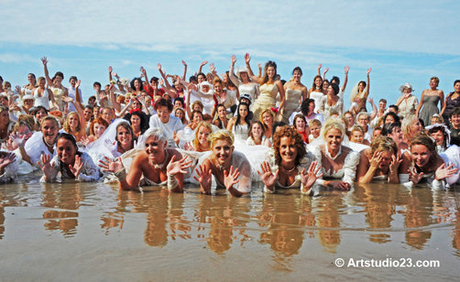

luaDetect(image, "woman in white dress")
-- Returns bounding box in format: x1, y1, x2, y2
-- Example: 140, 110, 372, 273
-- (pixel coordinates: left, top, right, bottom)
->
319, 83, 343, 119
282, 67, 308, 123
229, 55, 259, 106
41, 57, 68, 111
227, 102, 251, 143
257, 125, 321, 195
310, 118, 360, 191
33, 77, 58, 110
309, 75, 323, 113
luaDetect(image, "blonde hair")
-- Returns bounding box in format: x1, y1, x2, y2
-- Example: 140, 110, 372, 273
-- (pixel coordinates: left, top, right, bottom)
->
321, 118, 346, 139
259, 108, 275, 129
63, 112, 84, 135
401, 115, 419, 141
192, 121, 212, 152
370, 136, 398, 155
308, 119, 322, 128
209, 130, 234, 148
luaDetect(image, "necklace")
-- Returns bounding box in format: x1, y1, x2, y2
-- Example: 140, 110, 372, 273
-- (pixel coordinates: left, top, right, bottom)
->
43, 137, 54, 148
152, 149, 169, 169
281, 164, 297, 173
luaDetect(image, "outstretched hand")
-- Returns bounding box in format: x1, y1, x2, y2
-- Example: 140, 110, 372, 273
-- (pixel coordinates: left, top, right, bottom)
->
41, 56, 48, 65
167, 154, 192, 175
257, 161, 278, 191
231, 55, 237, 64
244, 53, 251, 64
223, 165, 240, 191
0, 153, 16, 170
194, 164, 212, 194
99, 156, 124, 173
301, 161, 323, 190
409, 167, 424, 184
435, 163, 458, 181
38, 154, 54, 178
367, 68, 372, 75
69, 155, 83, 178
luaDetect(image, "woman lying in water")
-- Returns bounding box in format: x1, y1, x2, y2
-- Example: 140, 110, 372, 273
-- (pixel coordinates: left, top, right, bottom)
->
194, 130, 252, 197
356, 136, 404, 183
403, 134, 457, 190
99, 128, 192, 192
39, 132, 100, 182
258, 126, 322, 195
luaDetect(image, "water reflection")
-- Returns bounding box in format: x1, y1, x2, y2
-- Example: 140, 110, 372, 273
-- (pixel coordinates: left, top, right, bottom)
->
314, 192, 342, 253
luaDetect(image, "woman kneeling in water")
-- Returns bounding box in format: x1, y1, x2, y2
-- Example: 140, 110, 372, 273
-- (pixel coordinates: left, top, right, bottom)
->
194, 130, 252, 197
99, 128, 192, 192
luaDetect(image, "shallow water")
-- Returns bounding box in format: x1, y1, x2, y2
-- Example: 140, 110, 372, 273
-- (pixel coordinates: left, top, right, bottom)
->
0, 179, 459, 281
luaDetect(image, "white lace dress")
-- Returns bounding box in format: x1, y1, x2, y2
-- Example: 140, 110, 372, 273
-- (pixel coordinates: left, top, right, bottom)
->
311, 145, 360, 185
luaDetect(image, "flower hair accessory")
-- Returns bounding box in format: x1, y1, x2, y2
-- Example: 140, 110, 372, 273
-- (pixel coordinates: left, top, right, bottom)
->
270, 107, 279, 114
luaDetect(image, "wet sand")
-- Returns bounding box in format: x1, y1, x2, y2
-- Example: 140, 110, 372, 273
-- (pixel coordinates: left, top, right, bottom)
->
0, 179, 459, 281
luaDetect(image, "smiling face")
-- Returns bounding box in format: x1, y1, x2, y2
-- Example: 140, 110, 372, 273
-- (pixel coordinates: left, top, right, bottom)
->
410, 119, 422, 136
93, 123, 106, 138
212, 139, 234, 166
429, 79, 438, 89
117, 126, 133, 148
17, 124, 32, 140
350, 130, 364, 144
197, 126, 211, 146
279, 136, 298, 164
430, 130, 445, 146
157, 106, 171, 124
238, 104, 248, 118
192, 112, 203, 124
130, 114, 141, 127
310, 125, 320, 138
293, 69, 302, 82
325, 128, 343, 152
314, 77, 322, 88
0, 109, 9, 126
251, 122, 263, 139
452, 114, 460, 129
175, 109, 184, 120
101, 109, 112, 124
67, 113, 79, 130
41, 119, 59, 146
145, 135, 166, 163
240, 72, 249, 83
83, 108, 93, 121
322, 81, 329, 91
262, 112, 273, 127
455, 82, 460, 93
214, 82, 223, 93
411, 144, 432, 168
218, 106, 226, 119
295, 117, 306, 131
327, 85, 334, 96
57, 138, 76, 165
358, 82, 365, 92
266, 66, 276, 79
36, 109, 47, 123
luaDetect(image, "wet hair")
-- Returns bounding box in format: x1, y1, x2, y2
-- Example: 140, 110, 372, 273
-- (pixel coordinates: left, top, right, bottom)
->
56, 132, 79, 152
273, 126, 306, 166
370, 136, 398, 156
209, 130, 234, 148
410, 134, 438, 166
301, 98, 314, 116
292, 66, 303, 76
321, 118, 346, 139
154, 98, 174, 112
383, 112, 401, 124
143, 127, 167, 144
261, 61, 277, 85
192, 121, 212, 152
89, 117, 109, 136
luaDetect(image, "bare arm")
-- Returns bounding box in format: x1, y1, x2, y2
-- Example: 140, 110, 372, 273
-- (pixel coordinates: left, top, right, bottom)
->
140, 66, 149, 89
229, 55, 240, 87
415, 90, 426, 117
181, 60, 187, 81
198, 60, 208, 75
41, 57, 54, 86
317, 64, 321, 77
364, 68, 371, 98
244, 53, 263, 84
357, 150, 375, 183
439, 90, 445, 112
368, 97, 378, 120
108, 66, 113, 83
157, 63, 173, 90
341, 66, 349, 93
276, 81, 286, 111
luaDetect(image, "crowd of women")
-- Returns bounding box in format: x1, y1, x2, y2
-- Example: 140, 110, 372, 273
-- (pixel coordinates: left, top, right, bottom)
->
1, 54, 460, 197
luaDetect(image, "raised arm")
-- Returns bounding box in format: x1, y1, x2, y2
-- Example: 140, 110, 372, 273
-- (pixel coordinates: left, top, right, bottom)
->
365, 68, 371, 97
157, 63, 172, 90
198, 60, 208, 75
341, 66, 349, 93
181, 60, 187, 81
368, 97, 378, 120
244, 53, 263, 84
140, 66, 149, 90
229, 55, 240, 87
41, 57, 54, 86
108, 66, 114, 83
317, 64, 322, 77
107, 85, 121, 112
322, 67, 329, 80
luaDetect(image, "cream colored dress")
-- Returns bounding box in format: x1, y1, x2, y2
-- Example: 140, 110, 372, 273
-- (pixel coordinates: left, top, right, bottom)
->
51, 86, 65, 111
252, 83, 279, 121
281, 88, 303, 123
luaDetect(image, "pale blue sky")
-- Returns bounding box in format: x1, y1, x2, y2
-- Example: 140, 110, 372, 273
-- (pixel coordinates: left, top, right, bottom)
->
1, 0, 459, 108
